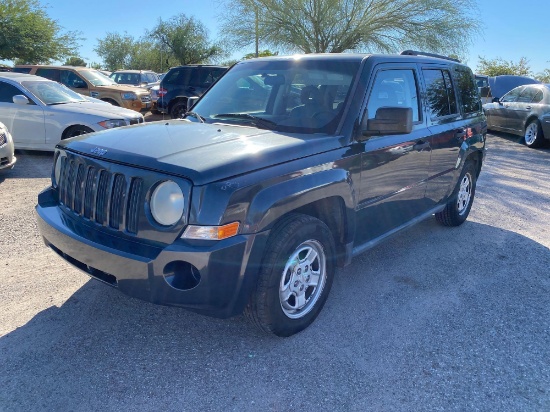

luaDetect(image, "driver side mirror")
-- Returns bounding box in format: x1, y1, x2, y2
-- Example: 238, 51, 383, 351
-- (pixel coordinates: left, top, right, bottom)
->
361, 107, 413, 138
492, 97, 501, 104
13, 95, 30, 105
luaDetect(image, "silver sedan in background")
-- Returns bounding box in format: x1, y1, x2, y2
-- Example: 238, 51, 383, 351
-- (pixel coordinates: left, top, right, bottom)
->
0, 73, 144, 151
0, 121, 16, 172
484, 83, 550, 148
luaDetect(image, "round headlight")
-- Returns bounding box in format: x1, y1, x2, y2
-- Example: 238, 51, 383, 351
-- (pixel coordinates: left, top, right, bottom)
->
150, 181, 184, 226
53, 154, 63, 187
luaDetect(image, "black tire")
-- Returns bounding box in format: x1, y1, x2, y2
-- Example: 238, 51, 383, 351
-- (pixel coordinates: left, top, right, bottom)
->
435, 161, 477, 227
245, 213, 336, 337
151, 109, 162, 115
524, 119, 544, 148
170, 100, 187, 119
63, 125, 94, 139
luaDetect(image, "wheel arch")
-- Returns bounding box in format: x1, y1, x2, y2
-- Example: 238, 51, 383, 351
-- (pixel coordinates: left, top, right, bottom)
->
243, 170, 356, 267
61, 124, 94, 140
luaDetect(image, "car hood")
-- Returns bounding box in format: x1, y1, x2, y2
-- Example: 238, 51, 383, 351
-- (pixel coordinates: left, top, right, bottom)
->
50, 101, 141, 118
60, 120, 341, 185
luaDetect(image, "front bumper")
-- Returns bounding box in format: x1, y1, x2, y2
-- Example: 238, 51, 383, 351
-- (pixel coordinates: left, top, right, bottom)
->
0, 155, 16, 171
36, 188, 269, 318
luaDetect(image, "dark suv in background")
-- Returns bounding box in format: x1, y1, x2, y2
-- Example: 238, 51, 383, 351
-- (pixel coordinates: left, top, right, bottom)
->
157, 65, 227, 118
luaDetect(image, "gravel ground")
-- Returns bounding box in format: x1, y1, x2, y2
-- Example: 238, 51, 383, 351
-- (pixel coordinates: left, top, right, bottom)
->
0, 133, 549, 411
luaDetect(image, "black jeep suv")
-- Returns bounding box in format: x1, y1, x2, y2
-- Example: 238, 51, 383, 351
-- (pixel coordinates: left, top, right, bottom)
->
36, 52, 486, 337
157, 65, 227, 118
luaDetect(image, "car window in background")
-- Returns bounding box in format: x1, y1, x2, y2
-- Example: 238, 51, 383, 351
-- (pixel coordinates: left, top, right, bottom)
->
163, 68, 191, 85
11, 67, 32, 74
455, 68, 481, 114
532, 90, 544, 103
35, 68, 61, 82
423, 69, 458, 119
80, 70, 116, 86
501, 87, 523, 103
22, 81, 87, 105
0, 81, 25, 103
517, 87, 540, 103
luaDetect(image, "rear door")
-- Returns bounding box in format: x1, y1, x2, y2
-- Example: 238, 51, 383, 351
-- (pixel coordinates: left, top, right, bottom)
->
423, 65, 481, 205
355, 64, 432, 244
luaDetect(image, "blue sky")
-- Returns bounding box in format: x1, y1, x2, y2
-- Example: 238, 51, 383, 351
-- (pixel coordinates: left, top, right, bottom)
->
7, 0, 550, 74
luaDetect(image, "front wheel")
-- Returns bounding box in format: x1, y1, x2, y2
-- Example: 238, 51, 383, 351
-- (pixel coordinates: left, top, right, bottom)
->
63, 125, 94, 139
435, 161, 477, 227
245, 214, 336, 337
524, 120, 544, 148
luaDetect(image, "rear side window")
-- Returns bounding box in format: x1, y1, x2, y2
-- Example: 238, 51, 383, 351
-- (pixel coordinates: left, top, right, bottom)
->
423, 69, 458, 119
455, 67, 481, 114
163, 68, 191, 86
12, 67, 32, 74
517, 87, 540, 103
35, 68, 61, 82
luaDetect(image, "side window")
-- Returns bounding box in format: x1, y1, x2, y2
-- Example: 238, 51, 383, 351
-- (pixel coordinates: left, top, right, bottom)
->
517, 87, 539, 103
35, 68, 61, 82
532, 90, 543, 103
367, 69, 420, 122
60, 70, 87, 88
423, 69, 458, 119
455, 67, 481, 114
0, 82, 24, 103
501, 87, 523, 103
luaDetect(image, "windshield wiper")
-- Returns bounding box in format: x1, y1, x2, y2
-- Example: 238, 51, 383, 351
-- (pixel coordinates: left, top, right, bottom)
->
184, 111, 205, 123
213, 113, 277, 130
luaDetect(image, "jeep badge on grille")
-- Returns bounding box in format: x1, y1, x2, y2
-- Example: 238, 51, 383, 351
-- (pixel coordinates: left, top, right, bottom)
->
90, 147, 107, 156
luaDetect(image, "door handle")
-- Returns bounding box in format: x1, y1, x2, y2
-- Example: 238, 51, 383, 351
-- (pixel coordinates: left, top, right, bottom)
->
455, 128, 466, 140
413, 140, 430, 151
525, 106, 532, 110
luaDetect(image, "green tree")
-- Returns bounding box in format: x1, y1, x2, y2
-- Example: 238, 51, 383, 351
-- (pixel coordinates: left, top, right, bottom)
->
476, 56, 531, 77
243, 49, 278, 59
535, 69, 550, 83
64, 56, 86, 66
0, 0, 80, 63
148, 14, 223, 65
94, 32, 136, 71
220, 0, 479, 55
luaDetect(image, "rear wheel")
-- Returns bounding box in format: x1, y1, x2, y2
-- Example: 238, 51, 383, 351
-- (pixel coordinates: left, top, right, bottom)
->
524, 120, 544, 148
63, 125, 94, 139
435, 161, 477, 227
170, 100, 187, 119
245, 214, 335, 337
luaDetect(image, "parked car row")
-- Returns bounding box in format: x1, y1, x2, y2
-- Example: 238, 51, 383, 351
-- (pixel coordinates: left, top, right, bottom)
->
0, 72, 144, 151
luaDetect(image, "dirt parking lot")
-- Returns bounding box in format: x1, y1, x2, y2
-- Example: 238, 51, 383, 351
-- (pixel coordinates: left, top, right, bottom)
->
0, 132, 549, 411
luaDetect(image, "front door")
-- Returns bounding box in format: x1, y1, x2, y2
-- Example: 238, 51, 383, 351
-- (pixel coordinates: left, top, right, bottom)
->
355, 66, 431, 245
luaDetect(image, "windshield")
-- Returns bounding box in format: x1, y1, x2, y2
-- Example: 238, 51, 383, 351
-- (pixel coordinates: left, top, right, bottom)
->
22, 81, 87, 105
189, 59, 360, 134
80, 70, 117, 86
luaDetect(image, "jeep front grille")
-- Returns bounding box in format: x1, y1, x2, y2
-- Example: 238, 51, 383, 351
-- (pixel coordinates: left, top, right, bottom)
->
58, 156, 143, 234
140, 95, 151, 103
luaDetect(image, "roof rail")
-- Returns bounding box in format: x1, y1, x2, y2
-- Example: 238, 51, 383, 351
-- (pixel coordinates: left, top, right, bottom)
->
400, 50, 460, 63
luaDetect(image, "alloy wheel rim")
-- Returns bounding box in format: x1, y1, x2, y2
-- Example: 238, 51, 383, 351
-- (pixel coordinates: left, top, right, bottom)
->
457, 173, 472, 215
525, 123, 537, 145
279, 239, 326, 319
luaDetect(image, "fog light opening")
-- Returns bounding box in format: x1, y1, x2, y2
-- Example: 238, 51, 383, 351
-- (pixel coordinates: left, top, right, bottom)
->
163, 261, 201, 290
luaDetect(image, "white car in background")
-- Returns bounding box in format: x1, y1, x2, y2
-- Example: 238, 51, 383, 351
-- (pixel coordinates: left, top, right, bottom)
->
0, 73, 144, 151
0, 121, 16, 172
